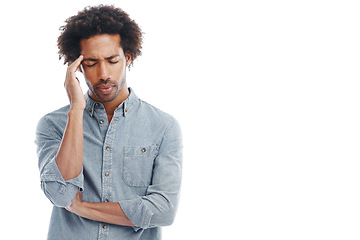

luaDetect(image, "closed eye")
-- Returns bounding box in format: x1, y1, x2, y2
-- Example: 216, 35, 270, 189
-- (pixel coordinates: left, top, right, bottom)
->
85, 63, 97, 67
109, 61, 119, 64
83, 60, 97, 67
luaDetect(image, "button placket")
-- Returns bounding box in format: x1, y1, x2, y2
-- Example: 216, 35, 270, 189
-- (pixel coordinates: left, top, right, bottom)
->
99, 107, 121, 236
93, 104, 108, 140
99, 223, 109, 238
102, 134, 113, 218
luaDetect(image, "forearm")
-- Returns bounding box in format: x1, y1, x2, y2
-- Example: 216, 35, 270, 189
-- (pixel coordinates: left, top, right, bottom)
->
67, 192, 134, 226
56, 109, 84, 181
82, 202, 134, 226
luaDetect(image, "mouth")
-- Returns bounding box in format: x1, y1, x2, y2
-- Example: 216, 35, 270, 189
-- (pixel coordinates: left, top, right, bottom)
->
97, 85, 115, 95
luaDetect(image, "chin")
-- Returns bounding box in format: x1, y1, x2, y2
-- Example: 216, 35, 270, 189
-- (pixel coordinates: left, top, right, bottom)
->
97, 94, 117, 103
96, 88, 120, 102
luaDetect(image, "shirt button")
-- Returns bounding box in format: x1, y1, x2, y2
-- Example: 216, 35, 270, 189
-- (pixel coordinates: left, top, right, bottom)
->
95, 103, 100, 107
102, 225, 107, 229
89, 109, 92, 114
105, 198, 109, 202
99, 120, 104, 124
106, 146, 110, 151
141, 148, 147, 153
125, 108, 128, 113
105, 171, 109, 177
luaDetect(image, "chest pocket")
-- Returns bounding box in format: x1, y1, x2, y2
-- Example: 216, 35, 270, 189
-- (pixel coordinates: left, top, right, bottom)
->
123, 145, 159, 187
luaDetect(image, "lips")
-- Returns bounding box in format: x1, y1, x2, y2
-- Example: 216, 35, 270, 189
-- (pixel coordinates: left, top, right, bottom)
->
97, 85, 115, 95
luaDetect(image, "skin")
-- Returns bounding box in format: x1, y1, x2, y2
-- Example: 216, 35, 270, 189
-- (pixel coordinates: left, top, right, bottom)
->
80, 34, 131, 122
56, 33, 134, 226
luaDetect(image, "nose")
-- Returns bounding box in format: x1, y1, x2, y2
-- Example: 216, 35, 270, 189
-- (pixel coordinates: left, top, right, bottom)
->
97, 61, 111, 81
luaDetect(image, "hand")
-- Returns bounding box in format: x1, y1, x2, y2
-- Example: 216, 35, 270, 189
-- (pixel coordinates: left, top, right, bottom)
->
66, 191, 84, 215
64, 55, 85, 111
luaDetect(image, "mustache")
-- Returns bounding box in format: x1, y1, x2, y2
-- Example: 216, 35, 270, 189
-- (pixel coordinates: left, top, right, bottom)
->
94, 79, 117, 88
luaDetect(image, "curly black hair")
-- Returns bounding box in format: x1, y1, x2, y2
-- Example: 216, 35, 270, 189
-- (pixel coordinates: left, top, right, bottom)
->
57, 5, 143, 67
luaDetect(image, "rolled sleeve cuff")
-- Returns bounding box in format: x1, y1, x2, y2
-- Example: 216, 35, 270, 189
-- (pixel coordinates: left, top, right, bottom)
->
40, 157, 84, 207
118, 198, 154, 230
40, 157, 84, 190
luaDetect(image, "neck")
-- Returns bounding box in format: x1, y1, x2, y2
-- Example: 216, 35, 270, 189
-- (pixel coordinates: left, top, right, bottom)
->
103, 84, 130, 116
90, 84, 130, 122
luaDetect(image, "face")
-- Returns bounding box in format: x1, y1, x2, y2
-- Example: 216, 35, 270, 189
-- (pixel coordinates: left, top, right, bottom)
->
80, 34, 131, 103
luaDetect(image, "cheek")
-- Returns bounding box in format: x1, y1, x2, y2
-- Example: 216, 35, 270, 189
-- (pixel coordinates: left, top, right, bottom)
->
84, 78, 94, 90
83, 70, 96, 82
83, 73, 97, 88
112, 65, 126, 79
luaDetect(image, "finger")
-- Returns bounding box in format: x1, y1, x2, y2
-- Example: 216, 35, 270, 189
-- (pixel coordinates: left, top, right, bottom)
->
75, 55, 84, 72
65, 56, 84, 86
68, 55, 84, 73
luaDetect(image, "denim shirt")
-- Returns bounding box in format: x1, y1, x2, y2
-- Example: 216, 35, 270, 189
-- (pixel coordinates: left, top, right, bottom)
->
35, 88, 182, 240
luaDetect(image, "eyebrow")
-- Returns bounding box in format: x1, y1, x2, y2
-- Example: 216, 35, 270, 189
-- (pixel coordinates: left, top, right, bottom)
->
83, 55, 120, 61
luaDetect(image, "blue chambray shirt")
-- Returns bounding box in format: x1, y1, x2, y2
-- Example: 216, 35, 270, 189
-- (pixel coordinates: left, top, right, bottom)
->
35, 88, 182, 240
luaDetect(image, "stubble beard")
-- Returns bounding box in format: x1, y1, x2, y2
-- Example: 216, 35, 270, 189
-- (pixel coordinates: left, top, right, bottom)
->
87, 77, 126, 103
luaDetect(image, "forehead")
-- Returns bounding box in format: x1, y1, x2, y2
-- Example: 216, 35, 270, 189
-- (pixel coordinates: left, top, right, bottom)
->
80, 34, 123, 58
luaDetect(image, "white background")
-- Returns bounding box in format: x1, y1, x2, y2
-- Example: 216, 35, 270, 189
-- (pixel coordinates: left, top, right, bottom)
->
1, 0, 360, 239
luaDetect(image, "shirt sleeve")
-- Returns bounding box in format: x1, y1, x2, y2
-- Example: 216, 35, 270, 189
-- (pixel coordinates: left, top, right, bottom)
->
119, 117, 183, 230
36, 115, 84, 208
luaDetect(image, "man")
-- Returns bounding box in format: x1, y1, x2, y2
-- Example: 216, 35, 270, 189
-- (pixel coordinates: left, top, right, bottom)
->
35, 5, 182, 240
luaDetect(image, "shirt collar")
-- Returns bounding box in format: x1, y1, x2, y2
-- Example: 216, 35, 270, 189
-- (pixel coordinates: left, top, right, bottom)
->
85, 87, 138, 117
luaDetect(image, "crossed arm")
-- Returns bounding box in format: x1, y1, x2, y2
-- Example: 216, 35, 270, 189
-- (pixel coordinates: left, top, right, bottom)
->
66, 191, 134, 226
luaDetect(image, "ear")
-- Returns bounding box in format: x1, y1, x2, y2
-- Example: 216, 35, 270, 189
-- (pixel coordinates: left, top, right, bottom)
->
125, 52, 132, 67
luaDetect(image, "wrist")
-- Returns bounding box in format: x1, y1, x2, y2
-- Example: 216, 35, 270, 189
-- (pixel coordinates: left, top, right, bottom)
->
68, 108, 84, 116
67, 197, 87, 217
77, 200, 87, 215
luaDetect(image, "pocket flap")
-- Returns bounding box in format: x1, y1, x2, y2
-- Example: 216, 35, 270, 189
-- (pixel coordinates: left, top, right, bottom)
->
124, 145, 160, 156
